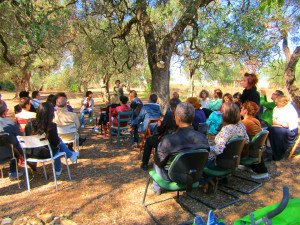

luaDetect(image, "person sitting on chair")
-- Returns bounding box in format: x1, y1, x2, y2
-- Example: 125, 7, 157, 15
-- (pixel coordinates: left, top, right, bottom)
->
129, 90, 143, 117
202, 89, 223, 118
25, 102, 79, 175
80, 91, 94, 128
165, 92, 180, 116
111, 96, 131, 127
152, 102, 209, 195
31, 91, 43, 110
140, 98, 181, 171
185, 97, 206, 131
199, 89, 211, 109
0, 100, 24, 180
14, 91, 36, 114
129, 94, 161, 148
55, 92, 74, 112
14, 97, 36, 120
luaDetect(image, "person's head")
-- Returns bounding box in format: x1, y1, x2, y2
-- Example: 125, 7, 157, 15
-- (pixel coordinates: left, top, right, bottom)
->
242, 73, 258, 89
46, 94, 56, 106
222, 102, 240, 125
149, 94, 158, 103
241, 101, 259, 117
186, 97, 201, 110
129, 90, 137, 101
56, 96, 67, 108
169, 98, 181, 114
55, 92, 67, 98
175, 102, 195, 126
19, 97, 31, 110
19, 91, 29, 98
275, 95, 289, 108
223, 93, 233, 103
199, 90, 209, 99
33, 102, 55, 134
110, 94, 119, 104
119, 96, 129, 105
0, 100, 8, 118
86, 91, 93, 98
233, 92, 242, 103
271, 90, 284, 101
115, 80, 121, 86
172, 92, 179, 99
214, 89, 223, 99
32, 91, 40, 100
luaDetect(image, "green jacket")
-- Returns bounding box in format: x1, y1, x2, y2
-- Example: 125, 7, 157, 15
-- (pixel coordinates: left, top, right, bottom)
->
207, 99, 223, 111
260, 94, 276, 126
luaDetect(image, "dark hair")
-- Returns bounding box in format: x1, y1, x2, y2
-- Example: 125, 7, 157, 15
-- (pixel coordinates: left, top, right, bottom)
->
86, 91, 93, 97
222, 93, 233, 103
130, 90, 137, 97
169, 98, 181, 114
275, 90, 284, 96
31, 102, 55, 136
55, 92, 67, 98
32, 91, 39, 99
244, 73, 258, 89
176, 102, 195, 124
222, 102, 240, 125
119, 96, 129, 104
149, 94, 158, 103
19, 97, 31, 109
172, 92, 179, 99
46, 94, 56, 106
0, 100, 7, 117
199, 90, 209, 98
233, 92, 242, 100
19, 91, 29, 98
115, 80, 120, 84
215, 89, 223, 99
242, 101, 259, 117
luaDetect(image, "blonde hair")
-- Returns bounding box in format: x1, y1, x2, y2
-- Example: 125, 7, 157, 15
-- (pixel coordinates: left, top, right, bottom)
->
276, 96, 289, 107
110, 95, 119, 104
185, 97, 201, 110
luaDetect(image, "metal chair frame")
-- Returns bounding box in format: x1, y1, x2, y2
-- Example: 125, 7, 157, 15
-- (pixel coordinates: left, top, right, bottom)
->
138, 118, 161, 153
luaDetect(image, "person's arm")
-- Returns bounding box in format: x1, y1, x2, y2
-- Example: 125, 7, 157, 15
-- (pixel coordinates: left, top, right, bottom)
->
111, 107, 118, 117
130, 107, 145, 127
260, 94, 276, 109
154, 137, 170, 168
89, 99, 94, 110
74, 114, 80, 130
213, 126, 231, 156
156, 114, 171, 135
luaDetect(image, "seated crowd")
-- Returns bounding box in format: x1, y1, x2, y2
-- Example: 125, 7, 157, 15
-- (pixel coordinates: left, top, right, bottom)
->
0, 74, 299, 195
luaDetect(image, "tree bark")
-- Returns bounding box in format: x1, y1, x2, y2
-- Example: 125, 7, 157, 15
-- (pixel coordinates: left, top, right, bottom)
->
189, 69, 194, 97
101, 76, 110, 103
83, 81, 88, 96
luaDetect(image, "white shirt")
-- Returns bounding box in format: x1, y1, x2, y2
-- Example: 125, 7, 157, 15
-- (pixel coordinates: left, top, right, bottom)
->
15, 110, 36, 120
273, 103, 299, 130
201, 98, 211, 109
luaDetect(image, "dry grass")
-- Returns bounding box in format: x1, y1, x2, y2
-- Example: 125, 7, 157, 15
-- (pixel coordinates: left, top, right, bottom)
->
0, 88, 299, 224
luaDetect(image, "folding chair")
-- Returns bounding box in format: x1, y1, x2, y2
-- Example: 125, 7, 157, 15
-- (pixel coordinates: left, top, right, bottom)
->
57, 123, 79, 156
143, 149, 209, 225
14, 118, 29, 133
97, 107, 107, 135
17, 134, 71, 191
138, 118, 161, 153
110, 110, 134, 147
0, 133, 21, 188
193, 138, 246, 209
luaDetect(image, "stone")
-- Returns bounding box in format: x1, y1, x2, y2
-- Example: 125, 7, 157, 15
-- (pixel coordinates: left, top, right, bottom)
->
60, 218, 77, 225
37, 213, 54, 223
27, 217, 44, 225
1, 217, 12, 225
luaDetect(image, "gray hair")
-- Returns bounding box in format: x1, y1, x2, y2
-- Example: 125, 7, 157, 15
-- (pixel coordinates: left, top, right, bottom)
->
56, 96, 67, 107
0, 100, 7, 117
176, 102, 195, 124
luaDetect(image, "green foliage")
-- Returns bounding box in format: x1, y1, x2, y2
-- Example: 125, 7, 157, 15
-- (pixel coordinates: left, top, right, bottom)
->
143, 82, 152, 98
0, 80, 15, 91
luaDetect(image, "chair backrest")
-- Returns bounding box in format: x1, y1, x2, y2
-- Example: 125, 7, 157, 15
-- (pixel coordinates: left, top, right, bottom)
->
0, 133, 14, 162
249, 130, 269, 158
14, 118, 29, 133
57, 123, 77, 135
100, 107, 107, 113
117, 110, 133, 127
144, 118, 161, 136
216, 138, 246, 170
168, 149, 209, 184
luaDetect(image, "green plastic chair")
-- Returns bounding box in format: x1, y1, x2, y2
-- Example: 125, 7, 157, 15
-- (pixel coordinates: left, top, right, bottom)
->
142, 149, 209, 225
194, 138, 246, 209
110, 110, 133, 147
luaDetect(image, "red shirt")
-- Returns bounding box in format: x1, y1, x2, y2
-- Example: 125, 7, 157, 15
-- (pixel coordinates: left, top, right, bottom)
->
111, 105, 131, 127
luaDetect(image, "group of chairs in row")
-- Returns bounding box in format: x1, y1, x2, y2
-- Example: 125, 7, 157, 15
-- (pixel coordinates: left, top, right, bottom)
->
142, 130, 269, 224
0, 122, 79, 192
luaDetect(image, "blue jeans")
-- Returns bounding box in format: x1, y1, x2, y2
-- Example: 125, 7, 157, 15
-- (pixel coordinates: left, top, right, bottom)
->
54, 138, 74, 172
81, 108, 93, 126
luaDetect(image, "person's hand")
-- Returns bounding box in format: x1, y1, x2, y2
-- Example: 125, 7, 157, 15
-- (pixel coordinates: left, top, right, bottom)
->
260, 90, 266, 96
281, 122, 289, 128
128, 126, 133, 131
157, 120, 162, 127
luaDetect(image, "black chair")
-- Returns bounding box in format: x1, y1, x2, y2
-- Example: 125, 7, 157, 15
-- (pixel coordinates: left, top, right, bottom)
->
142, 149, 209, 225
0, 133, 21, 188
193, 138, 246, 209
233, 130, 269, 194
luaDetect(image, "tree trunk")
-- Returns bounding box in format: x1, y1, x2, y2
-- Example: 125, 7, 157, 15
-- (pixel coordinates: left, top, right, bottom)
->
284, 46, 300, 113
83, 81, 88, 96
101, 76, 110, 103
189, 70, 194, 97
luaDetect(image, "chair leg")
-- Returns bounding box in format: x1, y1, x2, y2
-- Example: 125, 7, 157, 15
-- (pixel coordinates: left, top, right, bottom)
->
43, 162, 47, 180
117, 130, 120, 147
289, 136, 300, 159
24, 160, 31, 191
51, 159, 58, 192
64, 154, 72, 181
223, 175, 263, 194
14, 158, 20, 189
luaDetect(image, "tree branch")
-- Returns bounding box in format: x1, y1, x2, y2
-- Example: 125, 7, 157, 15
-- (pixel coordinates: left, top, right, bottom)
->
0, 34, 15, 66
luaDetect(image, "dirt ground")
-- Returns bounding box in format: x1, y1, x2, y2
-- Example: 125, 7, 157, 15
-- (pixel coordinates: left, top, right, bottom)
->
0, 91, 299, 224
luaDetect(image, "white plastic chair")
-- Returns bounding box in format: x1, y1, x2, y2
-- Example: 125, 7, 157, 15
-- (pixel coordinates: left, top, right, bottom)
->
17, 134, 71, 192
57, 123, 79, 156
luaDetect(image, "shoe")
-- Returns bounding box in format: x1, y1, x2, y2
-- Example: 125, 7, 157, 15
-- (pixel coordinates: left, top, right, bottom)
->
150, 184, 161, 195
92, 127, 99, 132
251, 173, 269, 179
140, 163, 149, 171
89, 119, 94, 123
81, 125, 84, 128
70, 152, 79, 163
9, 171, 23, 180
193, 216, 205, 225
56, 169, 62, 176
238, 165, 253, 173
132, 142, 138, 148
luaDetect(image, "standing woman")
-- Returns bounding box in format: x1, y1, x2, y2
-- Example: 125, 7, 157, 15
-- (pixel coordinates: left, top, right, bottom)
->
241, 73, 260, 107
199, 90, 211, 109
267, 96, 298, 161
25, 102, 78, 175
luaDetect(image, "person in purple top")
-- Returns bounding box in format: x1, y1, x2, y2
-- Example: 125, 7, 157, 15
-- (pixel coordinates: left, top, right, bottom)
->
186, 97, 206, 131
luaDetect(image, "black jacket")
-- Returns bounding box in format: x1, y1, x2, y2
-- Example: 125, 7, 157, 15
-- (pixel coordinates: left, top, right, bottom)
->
241, 86, 260, 106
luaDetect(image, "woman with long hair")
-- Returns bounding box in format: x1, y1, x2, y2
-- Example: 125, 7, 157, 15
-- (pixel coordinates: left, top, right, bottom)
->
199, 89, 211, 109
25, 102, 78, 175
